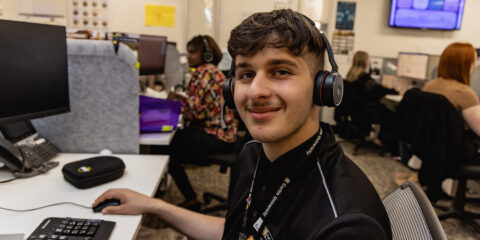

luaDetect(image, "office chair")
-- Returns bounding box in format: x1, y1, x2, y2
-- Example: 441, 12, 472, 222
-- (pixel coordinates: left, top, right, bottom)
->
334, 81, 376, 155
391, 88, 480, 232
435, 165, 480, 233
382, 181, 447, 240
200, 120, 251, 214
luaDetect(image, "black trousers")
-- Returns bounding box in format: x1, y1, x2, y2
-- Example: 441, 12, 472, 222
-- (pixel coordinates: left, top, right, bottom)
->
168, 127, 233, 201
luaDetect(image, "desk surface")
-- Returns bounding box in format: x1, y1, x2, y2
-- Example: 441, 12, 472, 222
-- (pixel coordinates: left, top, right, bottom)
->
139, 115, 182, 146
0, 153, 169, 239
139, 131, 176, 146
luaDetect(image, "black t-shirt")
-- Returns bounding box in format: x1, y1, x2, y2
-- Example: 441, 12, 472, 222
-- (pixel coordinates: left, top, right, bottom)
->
222, 123, 392, 240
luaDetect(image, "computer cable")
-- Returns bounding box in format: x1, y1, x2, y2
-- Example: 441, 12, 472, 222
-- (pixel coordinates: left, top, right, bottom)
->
0, 202, 91, 212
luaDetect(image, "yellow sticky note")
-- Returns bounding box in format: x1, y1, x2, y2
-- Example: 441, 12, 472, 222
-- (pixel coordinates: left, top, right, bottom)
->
162, 125, 173, 132
145, 5, 175, 27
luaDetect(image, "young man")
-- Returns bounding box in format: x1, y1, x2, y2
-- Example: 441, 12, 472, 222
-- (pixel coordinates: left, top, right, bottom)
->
93, 9, 392, 240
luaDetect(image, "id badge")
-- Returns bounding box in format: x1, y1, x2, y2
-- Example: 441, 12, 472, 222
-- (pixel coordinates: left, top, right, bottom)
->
262, 226, 274, 240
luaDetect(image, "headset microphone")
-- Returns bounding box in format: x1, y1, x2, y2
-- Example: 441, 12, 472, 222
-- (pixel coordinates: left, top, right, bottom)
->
202, 36, 214, 63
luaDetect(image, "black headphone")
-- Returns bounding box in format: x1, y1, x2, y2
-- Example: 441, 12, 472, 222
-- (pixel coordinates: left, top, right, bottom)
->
222, 15, 344, 109
202, 36, 214, 63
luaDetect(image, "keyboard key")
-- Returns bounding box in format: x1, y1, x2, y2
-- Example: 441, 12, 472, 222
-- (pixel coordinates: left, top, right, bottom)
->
29, 217, 114, 240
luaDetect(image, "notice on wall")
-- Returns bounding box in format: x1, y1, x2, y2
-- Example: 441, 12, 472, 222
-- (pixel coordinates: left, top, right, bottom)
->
145, 4, 175, 27
335, 1, 356, 30
332, 30, 354, 55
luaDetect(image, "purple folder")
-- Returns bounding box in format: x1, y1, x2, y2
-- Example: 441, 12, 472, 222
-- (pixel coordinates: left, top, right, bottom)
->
139, 95, 182, 133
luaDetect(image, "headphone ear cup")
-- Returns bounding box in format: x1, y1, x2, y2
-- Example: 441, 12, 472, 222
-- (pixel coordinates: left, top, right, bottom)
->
203, 52, 213, 63
313, 71, 344, 107
223, 78, 236, 109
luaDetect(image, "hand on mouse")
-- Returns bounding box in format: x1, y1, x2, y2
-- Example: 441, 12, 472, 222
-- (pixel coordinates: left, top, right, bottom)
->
92, 188, 157, 215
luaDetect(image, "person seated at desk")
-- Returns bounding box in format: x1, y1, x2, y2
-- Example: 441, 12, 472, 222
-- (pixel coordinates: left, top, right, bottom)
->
93, 9, 391, 240
346, 51, 398, 147
168, 35, 238, 210
423, 42, 480, 162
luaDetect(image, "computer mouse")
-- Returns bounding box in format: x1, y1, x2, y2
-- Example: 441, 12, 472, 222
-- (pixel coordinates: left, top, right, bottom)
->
92, 198, 121, 213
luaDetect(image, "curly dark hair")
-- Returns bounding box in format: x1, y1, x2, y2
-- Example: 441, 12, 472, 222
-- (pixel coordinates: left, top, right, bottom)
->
227, 9, 325, 73
187, 35, 223, 66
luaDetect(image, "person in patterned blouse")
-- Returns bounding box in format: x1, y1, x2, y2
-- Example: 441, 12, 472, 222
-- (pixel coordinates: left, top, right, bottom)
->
168, 35, 238, 210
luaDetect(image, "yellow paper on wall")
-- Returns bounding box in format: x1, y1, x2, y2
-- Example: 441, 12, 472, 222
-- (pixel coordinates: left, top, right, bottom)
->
145, 5, 175, 27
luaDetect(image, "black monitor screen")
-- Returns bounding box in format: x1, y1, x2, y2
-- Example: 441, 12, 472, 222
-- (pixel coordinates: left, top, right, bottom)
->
0, 20, 69, 125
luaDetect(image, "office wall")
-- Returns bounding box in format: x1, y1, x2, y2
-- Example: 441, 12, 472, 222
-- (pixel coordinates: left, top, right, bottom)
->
110, 0, 186, 51
329, 0, 480, 76
187, 0, 215, 43
0, 0, 187, 50
216, 0, 299, 51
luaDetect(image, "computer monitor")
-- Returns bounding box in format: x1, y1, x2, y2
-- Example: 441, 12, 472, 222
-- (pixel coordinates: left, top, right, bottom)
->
138, 34, 167, 75
397, 52, 429, 80
0, 20, 69, 138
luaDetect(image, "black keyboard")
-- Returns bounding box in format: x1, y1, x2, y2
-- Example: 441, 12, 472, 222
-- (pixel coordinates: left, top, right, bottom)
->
27, 217, 115, 240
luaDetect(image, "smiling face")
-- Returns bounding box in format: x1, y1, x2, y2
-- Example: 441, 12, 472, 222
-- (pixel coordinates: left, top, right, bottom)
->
233, 47, 319, 160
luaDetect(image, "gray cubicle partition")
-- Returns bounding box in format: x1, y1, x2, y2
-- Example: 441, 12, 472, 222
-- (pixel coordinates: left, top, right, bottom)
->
33, 39, 140, 154
164, 42, 182, 91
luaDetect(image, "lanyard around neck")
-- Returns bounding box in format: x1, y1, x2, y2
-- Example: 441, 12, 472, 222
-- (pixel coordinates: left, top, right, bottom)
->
240, 128, 323, 239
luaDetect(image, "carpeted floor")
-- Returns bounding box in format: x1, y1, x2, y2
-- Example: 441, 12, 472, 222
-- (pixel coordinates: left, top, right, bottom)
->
136, 140, 480, 240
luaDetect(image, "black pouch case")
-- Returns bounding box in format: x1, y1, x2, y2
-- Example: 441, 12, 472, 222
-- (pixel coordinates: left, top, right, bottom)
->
62, 156, 125, 189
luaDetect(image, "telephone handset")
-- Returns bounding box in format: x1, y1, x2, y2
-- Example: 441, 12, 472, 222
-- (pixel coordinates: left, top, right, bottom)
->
0, 137, 24, 171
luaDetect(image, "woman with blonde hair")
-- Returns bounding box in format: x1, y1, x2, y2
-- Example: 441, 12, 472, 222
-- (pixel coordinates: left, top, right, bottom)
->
346, 51, 398, 147
423, 42, 480, 136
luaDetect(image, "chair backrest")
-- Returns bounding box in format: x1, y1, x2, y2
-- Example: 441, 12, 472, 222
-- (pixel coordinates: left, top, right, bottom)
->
334, 81, 371, 139
382, 181, 447, 240
32, 39, 139, 154
392, 88, 467, 200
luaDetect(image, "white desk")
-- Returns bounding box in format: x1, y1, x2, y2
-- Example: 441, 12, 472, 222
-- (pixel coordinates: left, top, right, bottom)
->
0, 153, 169, 239
139, 115, 182, 146
139, 131, 176, 146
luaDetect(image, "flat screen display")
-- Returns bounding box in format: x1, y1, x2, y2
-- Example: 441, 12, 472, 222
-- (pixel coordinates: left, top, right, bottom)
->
397, 52, 429, 80
389, 0, 465, 30
0, 20, 69, 125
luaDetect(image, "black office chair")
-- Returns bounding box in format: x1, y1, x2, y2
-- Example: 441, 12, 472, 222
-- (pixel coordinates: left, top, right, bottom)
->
200, 133, 250, 213
334, 81, 376, 155
436, 166, 480, 232
391, 88, 480, 232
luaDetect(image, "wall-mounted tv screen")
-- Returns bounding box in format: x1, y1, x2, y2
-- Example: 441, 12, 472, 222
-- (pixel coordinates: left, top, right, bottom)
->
389, 0, 465, 30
